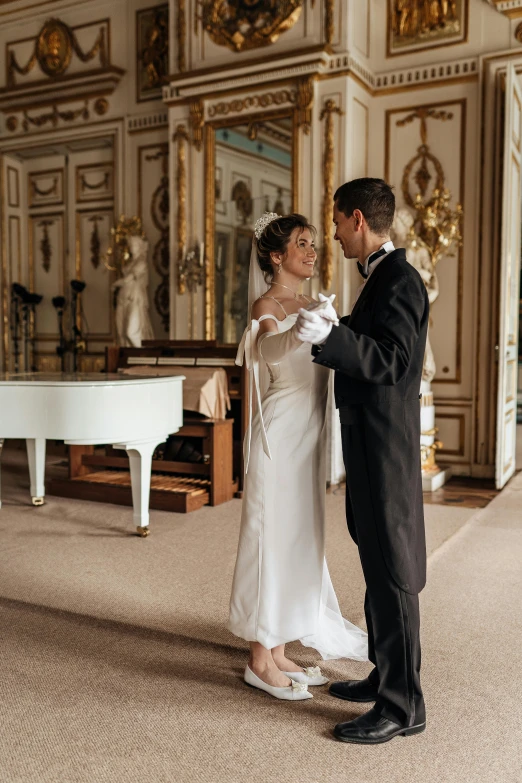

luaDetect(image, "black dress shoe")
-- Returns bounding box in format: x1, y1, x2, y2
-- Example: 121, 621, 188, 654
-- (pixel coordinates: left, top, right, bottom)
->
329, 678, 378, 703
333, 707, 426, 745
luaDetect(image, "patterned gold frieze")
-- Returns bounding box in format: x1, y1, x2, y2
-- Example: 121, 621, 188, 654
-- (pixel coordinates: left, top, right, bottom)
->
208, 89, 297, 118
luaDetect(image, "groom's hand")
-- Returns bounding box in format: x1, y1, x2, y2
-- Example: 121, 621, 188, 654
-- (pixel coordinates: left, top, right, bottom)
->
296, 308, 333, 344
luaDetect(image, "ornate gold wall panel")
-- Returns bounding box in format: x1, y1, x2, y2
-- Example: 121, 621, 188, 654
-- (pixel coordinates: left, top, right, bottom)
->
29, 212, 66, 343
137, 142, 170, 335
76, 163, 114, 203
387, 0, 469, 57
385, 98, 466, 386
28, 168, 64, 208
136, 4, 169, 102
201, 0, 303, 53
75, 208, 114, 339
7, 18, 109, 86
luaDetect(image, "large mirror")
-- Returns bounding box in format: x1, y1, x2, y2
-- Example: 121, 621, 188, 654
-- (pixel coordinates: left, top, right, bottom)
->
211, 114, 294, 343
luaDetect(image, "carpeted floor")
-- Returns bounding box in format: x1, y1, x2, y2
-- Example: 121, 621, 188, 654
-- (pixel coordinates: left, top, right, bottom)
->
0, 446, 521, 783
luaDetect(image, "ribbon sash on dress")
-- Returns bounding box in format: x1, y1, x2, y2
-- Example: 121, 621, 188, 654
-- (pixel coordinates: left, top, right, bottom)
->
236, 319, 272, 473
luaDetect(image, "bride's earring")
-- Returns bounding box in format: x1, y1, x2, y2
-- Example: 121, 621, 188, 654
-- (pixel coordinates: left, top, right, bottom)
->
277, 264, 282, 274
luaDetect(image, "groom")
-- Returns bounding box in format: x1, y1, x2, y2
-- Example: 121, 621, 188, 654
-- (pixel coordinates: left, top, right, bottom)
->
296, 178, 429, 744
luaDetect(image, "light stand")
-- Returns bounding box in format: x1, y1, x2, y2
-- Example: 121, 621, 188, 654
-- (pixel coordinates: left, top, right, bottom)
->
52, 296, 67, 372
70, 279, 86, 373
10, 283, 25, 372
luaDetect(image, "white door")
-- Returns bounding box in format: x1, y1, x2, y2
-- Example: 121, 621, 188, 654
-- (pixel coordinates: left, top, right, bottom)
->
496, 65, 522, 488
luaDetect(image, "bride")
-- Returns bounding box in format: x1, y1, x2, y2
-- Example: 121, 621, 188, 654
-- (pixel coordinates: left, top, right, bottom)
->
229, 212, 368, 701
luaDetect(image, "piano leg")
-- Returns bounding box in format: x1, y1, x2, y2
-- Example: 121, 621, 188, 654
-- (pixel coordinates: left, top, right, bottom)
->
26, 438, 46, 506
0, 438, 3, 509
114, 439, 161, 536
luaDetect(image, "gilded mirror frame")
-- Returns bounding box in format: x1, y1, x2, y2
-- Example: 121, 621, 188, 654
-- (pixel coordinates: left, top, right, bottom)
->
204, 107, 300, 340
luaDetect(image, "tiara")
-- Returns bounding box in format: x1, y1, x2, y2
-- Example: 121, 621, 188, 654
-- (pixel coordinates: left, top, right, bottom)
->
254, 212, 281, 240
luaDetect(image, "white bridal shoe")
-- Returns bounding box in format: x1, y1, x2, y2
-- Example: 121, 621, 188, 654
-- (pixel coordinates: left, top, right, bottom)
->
244, 666, 313, 701
284, 666, 329, 686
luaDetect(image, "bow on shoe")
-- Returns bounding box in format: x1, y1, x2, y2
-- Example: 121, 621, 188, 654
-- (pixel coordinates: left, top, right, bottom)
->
291, 681, 309, 693
304, 666, 322, 679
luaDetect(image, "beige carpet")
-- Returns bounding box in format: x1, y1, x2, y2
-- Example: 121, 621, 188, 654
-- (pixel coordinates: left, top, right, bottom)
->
0, 447, 520, 783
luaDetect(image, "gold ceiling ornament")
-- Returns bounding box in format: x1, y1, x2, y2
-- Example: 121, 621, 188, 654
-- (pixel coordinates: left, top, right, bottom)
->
201, 0, 304, 53
190, 100, 205, 152
320, 98, 344, 290
208, 88, 297, 118
396, 107, 453, 208
173, 124, 189, 295
104, 215, 145, 274
515, 21, 522, 42
8, 18, 108, 86
296, 76, 315, 134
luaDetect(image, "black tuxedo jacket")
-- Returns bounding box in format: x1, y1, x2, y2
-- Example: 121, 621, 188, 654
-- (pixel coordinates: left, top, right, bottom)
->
312, 248, 429, 594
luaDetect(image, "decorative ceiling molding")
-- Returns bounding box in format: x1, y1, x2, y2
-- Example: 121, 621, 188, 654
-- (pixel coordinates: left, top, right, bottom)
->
163, 50, 479, 106
127, 111, 168, 134
487, 0, 522, 19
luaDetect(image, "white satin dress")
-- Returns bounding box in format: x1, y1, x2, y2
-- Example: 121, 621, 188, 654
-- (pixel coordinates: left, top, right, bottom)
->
228, 311, 368, 661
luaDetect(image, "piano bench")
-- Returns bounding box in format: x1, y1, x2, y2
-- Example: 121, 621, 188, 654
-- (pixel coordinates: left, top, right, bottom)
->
49, 417, 237, 513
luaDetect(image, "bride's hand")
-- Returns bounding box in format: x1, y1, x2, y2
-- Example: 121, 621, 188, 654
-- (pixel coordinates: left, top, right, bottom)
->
306, 293, 339, 325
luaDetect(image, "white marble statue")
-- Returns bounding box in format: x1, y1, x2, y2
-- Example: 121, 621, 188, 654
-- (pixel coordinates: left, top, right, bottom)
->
392, 208, 437, 383
113, 235, 155, 347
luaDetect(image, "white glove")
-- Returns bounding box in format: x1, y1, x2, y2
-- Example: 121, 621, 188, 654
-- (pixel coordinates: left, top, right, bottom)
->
305, 293, 339, 325
296, 307, 333, 344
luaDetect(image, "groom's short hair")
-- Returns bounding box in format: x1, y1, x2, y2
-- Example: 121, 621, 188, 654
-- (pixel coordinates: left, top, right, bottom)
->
334, 178, 395, 236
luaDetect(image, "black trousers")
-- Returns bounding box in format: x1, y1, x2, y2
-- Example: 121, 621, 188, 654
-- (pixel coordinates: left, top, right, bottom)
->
340, 413, 425, 728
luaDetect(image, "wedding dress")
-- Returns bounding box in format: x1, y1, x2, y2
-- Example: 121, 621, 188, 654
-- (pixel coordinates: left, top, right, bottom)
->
228, 307, 368, 661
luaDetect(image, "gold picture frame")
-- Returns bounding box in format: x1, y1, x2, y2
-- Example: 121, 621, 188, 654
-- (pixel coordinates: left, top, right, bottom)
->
387, 0, 469, 57
136, 4, 169, 103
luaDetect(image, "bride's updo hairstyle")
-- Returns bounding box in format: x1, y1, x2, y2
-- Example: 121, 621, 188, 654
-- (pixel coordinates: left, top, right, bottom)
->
256, 213, 316, 283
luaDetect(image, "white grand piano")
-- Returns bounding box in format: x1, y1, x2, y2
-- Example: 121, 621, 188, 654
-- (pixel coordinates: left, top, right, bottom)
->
0, 372, 184, 535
